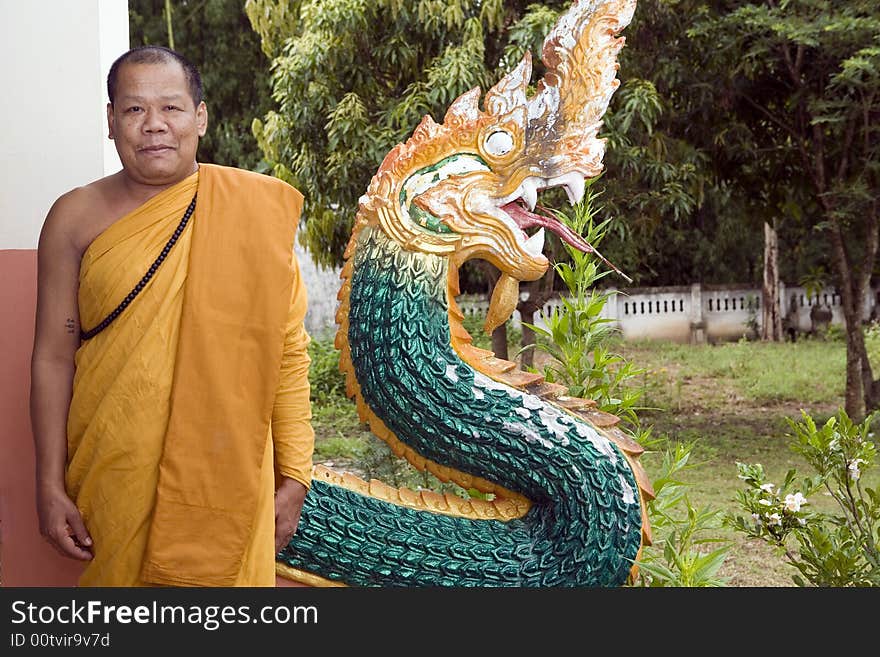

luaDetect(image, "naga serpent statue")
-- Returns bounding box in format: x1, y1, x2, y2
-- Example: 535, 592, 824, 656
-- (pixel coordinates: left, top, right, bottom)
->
277, 0, 653, 587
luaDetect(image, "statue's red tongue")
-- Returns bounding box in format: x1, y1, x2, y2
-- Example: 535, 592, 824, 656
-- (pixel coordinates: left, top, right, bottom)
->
501, 200, 632, 283
501, 200, 595, 254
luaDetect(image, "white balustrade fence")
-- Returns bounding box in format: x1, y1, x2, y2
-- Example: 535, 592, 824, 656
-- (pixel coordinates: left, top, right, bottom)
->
456, 282, 876, 343
298, 245, 877, 343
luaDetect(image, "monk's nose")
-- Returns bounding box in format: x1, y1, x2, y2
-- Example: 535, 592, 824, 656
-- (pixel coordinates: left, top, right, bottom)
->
143, 109, 168, 132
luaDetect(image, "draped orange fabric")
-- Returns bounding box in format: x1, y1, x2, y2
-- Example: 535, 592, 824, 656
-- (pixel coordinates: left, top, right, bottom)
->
67, 164, 314, 587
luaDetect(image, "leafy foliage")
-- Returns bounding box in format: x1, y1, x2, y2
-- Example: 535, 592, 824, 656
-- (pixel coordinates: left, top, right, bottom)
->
594, 0, 749, 286
246, 0, 510, 268
524, 189, 645, 425
630, 440, 731, 587
728, 408, 880, 586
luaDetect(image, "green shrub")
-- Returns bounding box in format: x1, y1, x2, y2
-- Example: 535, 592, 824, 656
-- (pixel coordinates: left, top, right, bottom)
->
521, 191, 644, 427
728, 409, 880, 586
629, 438, 731, 587
307, 330, 347, 404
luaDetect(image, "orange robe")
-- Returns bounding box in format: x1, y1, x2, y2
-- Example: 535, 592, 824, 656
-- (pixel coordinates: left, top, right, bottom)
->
67, 164, 314, 586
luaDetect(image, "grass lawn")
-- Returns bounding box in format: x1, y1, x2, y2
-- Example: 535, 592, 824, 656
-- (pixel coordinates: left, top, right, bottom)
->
309, 330, 879, 587
615, 337, 857, 586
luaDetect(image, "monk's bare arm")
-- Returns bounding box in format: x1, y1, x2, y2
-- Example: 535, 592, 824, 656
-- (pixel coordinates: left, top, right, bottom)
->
30, 192, 93, 561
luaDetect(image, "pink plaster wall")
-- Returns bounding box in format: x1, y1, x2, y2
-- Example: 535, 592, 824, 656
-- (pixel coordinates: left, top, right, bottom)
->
0, 249, 83, 585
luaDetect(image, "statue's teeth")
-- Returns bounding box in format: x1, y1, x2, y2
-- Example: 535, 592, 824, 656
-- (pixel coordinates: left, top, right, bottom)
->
557, 173, 585, 206
520, 179, 538, 211
524, 227, 545, 258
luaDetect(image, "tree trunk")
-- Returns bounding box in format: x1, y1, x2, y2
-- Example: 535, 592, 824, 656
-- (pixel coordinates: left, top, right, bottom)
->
843, 320, 865, 419
826, 212, 866, 418
517, 278, 555, 368
761, 221, 782, 341
164, 0, 175, 49
854, 326, 880, 412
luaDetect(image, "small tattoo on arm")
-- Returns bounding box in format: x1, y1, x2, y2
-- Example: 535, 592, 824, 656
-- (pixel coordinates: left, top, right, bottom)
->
65, 318, 76, 334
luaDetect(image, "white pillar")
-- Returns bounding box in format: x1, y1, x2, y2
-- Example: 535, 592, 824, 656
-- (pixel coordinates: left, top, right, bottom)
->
0, 0, 129, 250
690, 282, 705, 344
605, 286, 619, 328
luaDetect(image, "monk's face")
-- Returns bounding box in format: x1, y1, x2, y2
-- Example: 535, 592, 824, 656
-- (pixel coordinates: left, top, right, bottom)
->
107, 60, 208, 187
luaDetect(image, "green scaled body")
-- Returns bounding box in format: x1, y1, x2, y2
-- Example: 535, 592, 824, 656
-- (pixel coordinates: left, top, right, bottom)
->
279, 228, 643, 586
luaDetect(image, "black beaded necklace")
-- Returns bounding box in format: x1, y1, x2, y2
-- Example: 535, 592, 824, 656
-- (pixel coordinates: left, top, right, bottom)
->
80, 193, 197, 341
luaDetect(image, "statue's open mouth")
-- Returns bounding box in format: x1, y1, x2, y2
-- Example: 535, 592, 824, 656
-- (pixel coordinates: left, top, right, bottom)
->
498, 175, 632, 282
501, 199, 596, 254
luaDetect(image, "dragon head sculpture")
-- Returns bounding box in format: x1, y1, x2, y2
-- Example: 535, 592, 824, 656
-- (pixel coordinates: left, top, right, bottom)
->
357, 0, 636, 330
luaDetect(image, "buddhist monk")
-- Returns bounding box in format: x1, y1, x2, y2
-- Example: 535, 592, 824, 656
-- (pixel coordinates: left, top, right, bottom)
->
30, 45, 314, 586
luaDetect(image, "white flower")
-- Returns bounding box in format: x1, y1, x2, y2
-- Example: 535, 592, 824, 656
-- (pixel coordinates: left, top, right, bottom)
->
767, 513, 782, 526
760, 483, 775, 493
798, 518, 807, 526
783, 492, 807, 513
848, 459, 865, 481
758, 499, 772, 506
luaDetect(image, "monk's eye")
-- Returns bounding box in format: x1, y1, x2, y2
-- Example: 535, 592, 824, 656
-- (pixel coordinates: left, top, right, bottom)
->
126, 106, 142, 113
484, 130, 514, 157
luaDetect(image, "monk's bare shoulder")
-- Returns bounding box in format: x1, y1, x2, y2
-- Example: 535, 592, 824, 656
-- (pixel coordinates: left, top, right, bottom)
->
40, 174, 126, 257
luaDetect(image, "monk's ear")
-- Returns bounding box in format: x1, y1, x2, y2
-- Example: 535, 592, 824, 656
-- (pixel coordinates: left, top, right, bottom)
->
106, 103, 115, 139
196, 101, 208, 137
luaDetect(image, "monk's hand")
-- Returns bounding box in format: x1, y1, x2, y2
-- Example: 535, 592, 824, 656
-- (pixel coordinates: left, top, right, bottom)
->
36, 484, 93, 561
274, 477, 308, 554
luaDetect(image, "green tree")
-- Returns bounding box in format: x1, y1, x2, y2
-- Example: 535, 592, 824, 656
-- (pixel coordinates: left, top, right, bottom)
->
594, 0, 748, 287
246, 0, 770, 289
689, 1, 880, 416
129, 0, 273, 170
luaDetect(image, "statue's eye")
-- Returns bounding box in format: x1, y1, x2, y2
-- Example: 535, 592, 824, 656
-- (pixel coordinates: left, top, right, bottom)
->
484, 130, 514, 157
